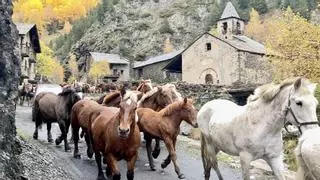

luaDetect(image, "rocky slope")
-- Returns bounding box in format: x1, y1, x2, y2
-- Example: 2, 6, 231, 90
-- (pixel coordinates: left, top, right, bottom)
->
72, 0, 216, 71
0, 1, 23, 179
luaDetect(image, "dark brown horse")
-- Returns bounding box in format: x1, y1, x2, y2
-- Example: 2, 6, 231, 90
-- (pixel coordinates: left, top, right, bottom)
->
32, 88, 81, 151
137, 98, 198, 179
91, 101, 140, 180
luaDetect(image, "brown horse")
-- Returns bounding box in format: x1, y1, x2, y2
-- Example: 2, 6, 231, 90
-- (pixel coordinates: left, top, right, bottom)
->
71, 99, 103, 158
91, 101, 140, 180
136, 79, 152, 93
136, 98, 198, 179
137, 84, 183, 170
32, 88, 81, 151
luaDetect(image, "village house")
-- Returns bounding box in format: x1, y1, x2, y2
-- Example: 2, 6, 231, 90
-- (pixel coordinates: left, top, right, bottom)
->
133, 50, 183, 82
135, 2, 271, 87
87, 52, 130, 82
16, 23, 41, 83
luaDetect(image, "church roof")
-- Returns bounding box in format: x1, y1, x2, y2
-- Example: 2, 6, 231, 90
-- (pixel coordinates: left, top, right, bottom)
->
224, 35, 266, 54
220, 2, 240, 20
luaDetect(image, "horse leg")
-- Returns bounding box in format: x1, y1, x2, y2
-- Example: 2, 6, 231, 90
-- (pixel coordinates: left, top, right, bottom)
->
152, 138, 161, 159
106, 154, 120, 180
33, 124, 39, 140
127, 152, 138, 180
73, 125, 80, 159
265, 156, 285, 180
85, 133, 93, 158
95, 153, 106, 180
145, 133, 156, 171
239, 152, 253, 180
163, 137, 185, 179
47, 122, 53, 143
201, 133, 223, 180
55, 120, 70, 151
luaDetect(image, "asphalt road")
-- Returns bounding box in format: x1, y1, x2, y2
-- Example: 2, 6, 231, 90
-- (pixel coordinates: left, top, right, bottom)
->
15, 105, 242, 180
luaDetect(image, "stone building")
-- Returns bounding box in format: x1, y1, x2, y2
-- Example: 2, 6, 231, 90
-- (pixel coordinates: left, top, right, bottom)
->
88, 52, 130, 82
16, 23, 41, 83
165, 2, 272, 86
133, 50, 183, 82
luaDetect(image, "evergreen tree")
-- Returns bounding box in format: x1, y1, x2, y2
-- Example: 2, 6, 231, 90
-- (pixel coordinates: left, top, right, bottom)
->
249, 0, 268, 14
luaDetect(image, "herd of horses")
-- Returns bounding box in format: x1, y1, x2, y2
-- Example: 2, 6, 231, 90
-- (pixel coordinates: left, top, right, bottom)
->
29, 77, 320, 180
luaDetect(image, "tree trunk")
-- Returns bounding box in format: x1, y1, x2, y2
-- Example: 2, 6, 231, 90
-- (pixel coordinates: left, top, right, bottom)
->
0, 1, 23, 179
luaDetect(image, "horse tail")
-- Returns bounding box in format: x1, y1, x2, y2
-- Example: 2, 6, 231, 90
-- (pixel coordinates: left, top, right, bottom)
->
32, 93, 46, 128
200, 132, 217, 179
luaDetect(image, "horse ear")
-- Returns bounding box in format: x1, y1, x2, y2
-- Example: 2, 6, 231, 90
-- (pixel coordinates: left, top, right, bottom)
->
294, 77, 302, 91
158, 86, 162, 92
183, 97, 187, 104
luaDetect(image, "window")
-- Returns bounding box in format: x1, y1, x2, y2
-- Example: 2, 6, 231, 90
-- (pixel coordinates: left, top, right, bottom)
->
120, 70, 124, 75
113, 69, 118, 76
206, 43, 211, 51
236, 22, 241, 35
138, 69, 143, 78
222, 22, 228, 34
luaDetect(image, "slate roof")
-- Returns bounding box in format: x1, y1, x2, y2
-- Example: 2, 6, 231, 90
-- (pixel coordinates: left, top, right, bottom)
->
224, 35, 266, 54
89, 52, 129, 64
133, 50, 184, 68
220, 2, 240, 20
16, 23, 35, 35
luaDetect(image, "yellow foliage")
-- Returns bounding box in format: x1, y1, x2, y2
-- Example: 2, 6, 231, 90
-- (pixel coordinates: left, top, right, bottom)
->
88, 61, 110, 83
266, 7, 320, 82
13, 0, 99, 32
37, 41, 64, 83
245, 8, 267, 43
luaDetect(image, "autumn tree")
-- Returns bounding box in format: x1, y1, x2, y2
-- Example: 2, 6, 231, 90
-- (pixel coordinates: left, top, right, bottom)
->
88, 61, 110, 84
163, 37, 174, 53
266, 7, 320, 81
37, 42, 64, 83
245, 8, 266, 43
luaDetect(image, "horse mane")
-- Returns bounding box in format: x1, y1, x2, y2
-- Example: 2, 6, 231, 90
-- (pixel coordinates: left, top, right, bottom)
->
247, 78, 300, 103
59, 88, 75, 96
138, 87, 159, 105
103, 91, 120, 104
161, 83, 182, 102
159, 101, 182, 116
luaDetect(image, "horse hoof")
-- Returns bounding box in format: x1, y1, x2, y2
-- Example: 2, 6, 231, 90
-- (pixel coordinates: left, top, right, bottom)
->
65, 146, 71, 152
55, 139, 60, 145
33, 133, 38, 140
87, 150, 94, 158
152, 150, 160, 159
73, 153, 81, 159
161, 163, 166, 169
178, 174, 185, 179
48, 138, 53, 143
150, 166, 156, 171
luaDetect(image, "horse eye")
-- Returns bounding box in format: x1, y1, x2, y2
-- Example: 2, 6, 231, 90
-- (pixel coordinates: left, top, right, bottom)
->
296, 101, 303, 106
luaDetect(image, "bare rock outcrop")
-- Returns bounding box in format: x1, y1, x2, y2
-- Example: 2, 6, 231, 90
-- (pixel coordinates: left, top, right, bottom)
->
0, 1, 23, 179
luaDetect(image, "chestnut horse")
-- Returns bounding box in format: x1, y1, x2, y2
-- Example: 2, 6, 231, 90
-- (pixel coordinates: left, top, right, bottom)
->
136, 98, 198, 179
91, 101, 140, 180
33, 88, 81, 151
71, 99, 103, 158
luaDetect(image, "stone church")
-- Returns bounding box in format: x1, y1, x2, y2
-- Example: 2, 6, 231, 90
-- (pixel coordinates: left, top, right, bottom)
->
163, 2, 272, 86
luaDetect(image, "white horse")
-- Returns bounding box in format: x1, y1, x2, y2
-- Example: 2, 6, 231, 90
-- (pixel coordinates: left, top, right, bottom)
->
197, 77, 318, 180
295, 127, 320, 180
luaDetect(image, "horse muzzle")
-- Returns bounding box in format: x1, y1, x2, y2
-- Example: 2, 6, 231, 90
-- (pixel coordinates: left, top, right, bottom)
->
192, 122, 199, 128
118, 127, 130, 139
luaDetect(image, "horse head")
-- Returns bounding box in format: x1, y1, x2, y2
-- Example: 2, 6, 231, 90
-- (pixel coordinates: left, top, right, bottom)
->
285, 77, 318, 132
117, 100, 137, 139
180, 97, 198, 128
155, 86, 174, 109
59, 87, 81, 109
137, 79, 153, 94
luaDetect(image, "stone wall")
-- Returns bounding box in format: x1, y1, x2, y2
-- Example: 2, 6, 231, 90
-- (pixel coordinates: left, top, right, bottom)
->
134, 61, 181, 82
0, 1, 23, 179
